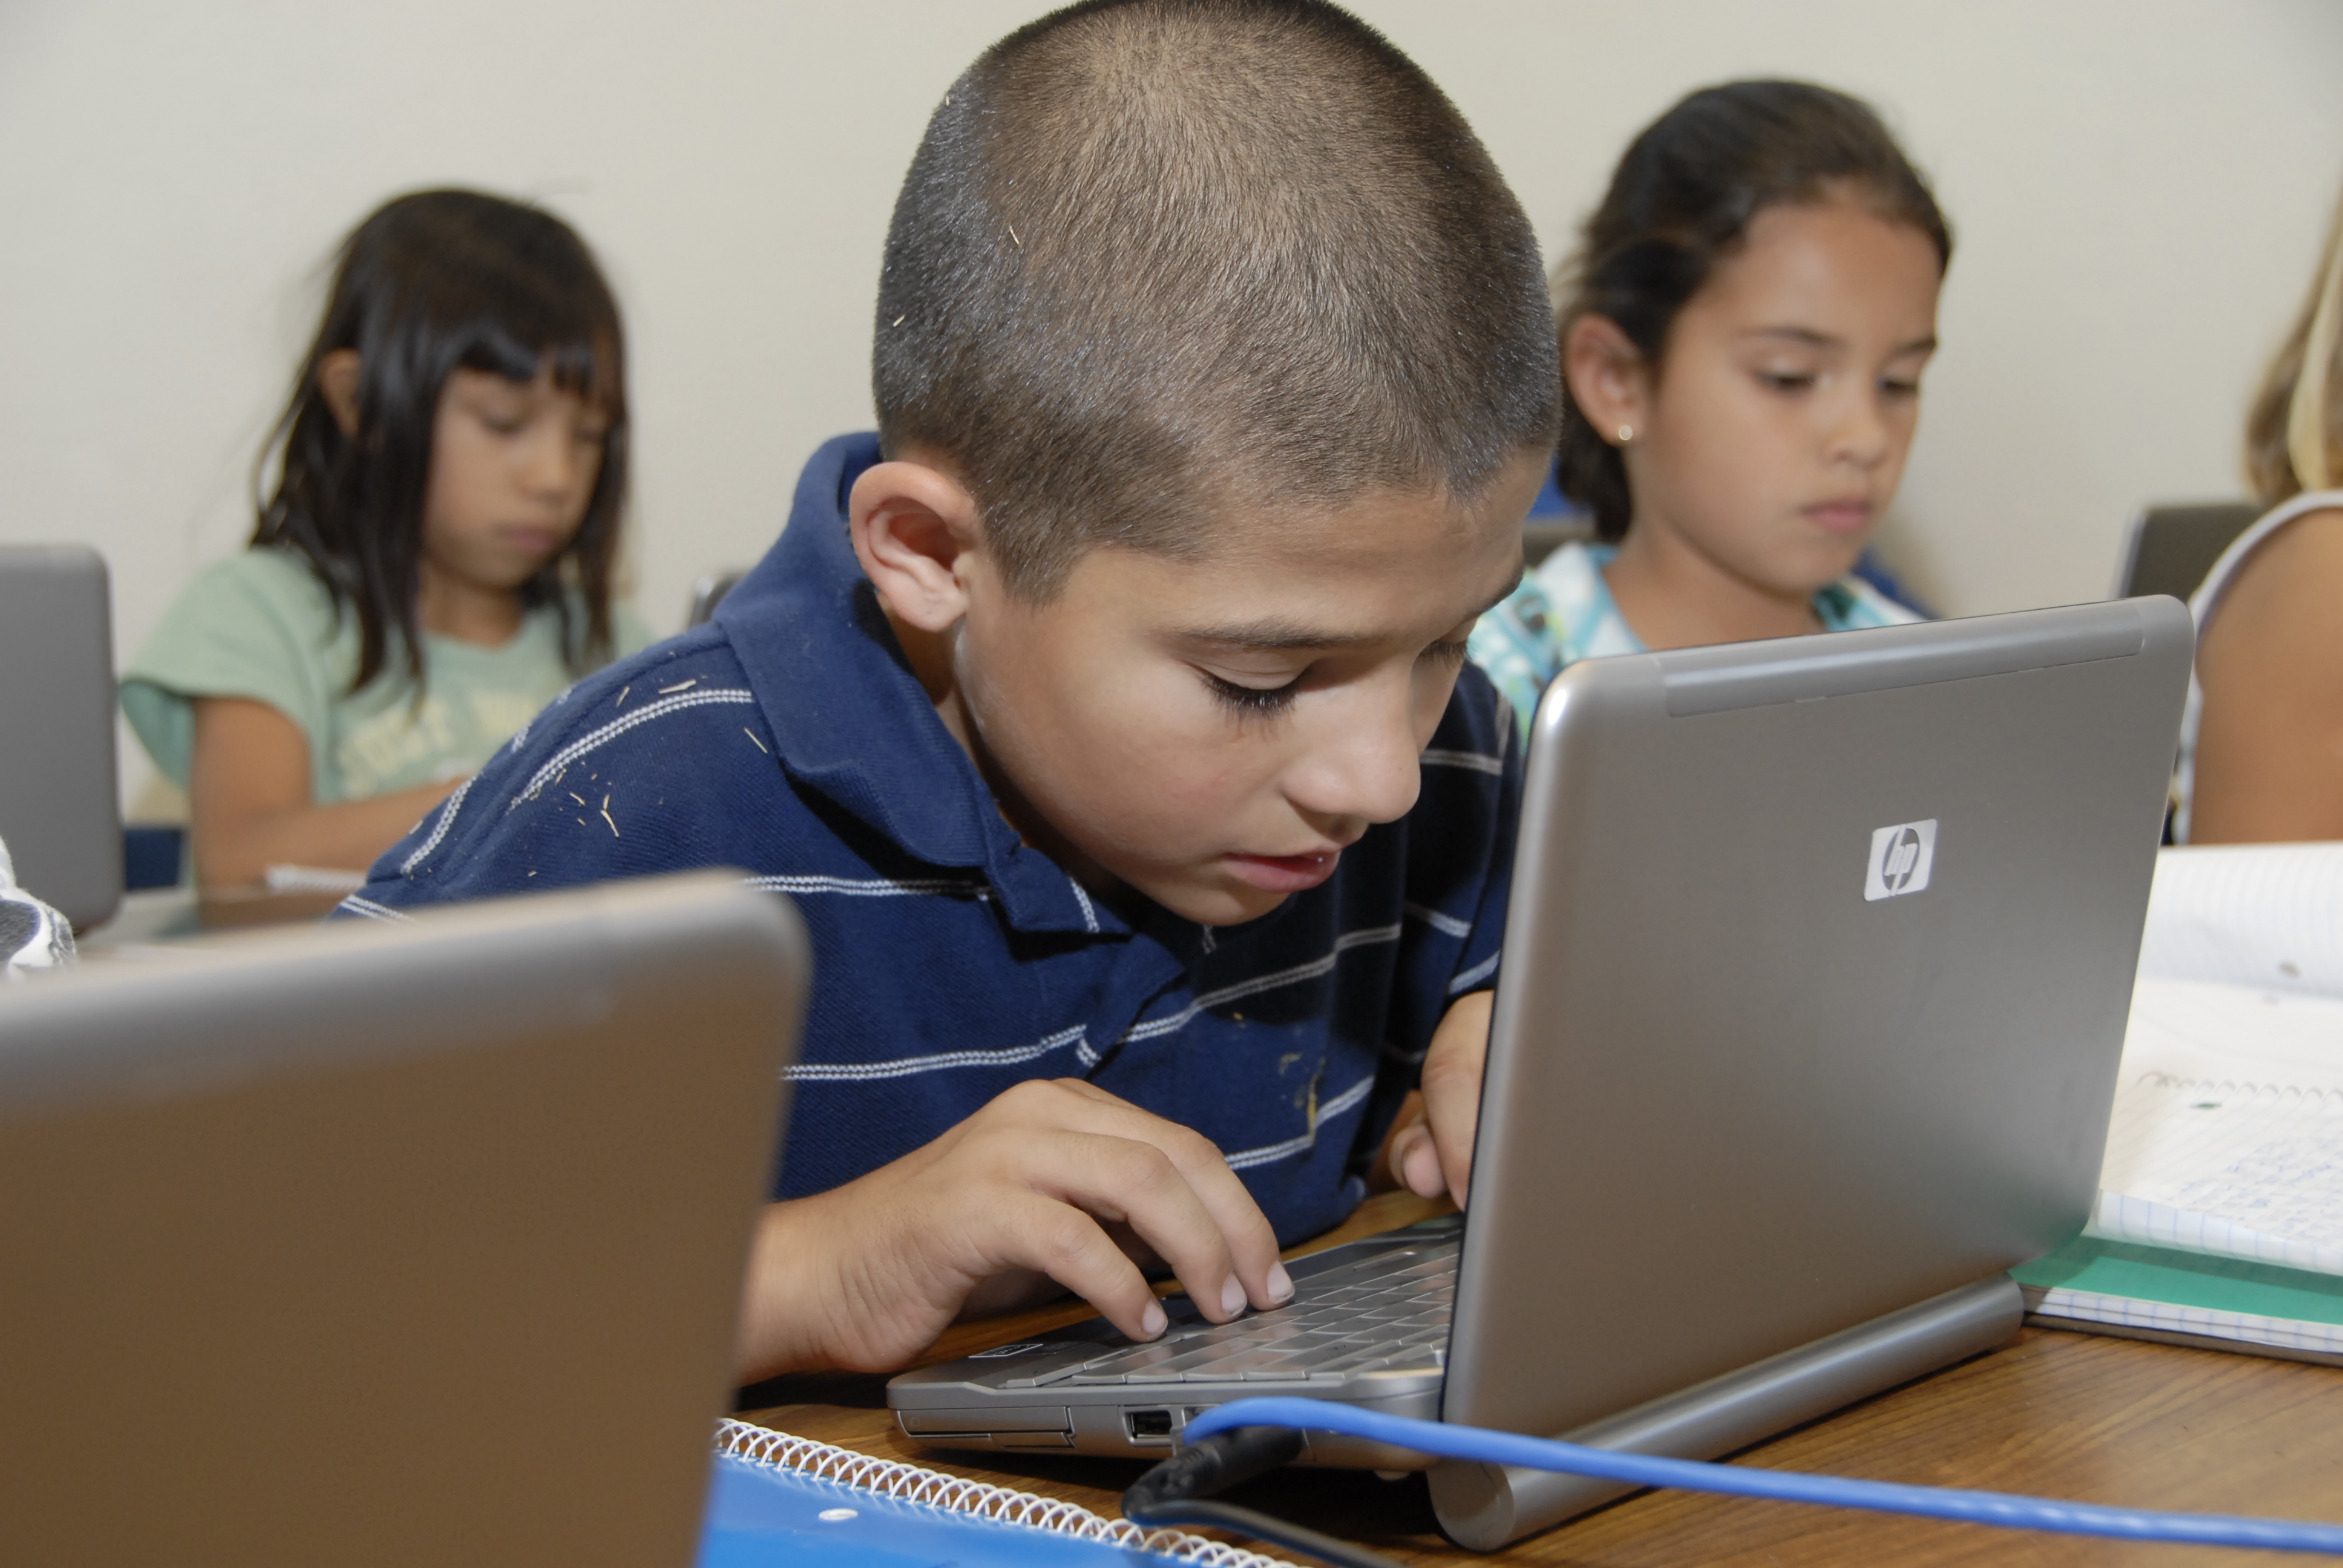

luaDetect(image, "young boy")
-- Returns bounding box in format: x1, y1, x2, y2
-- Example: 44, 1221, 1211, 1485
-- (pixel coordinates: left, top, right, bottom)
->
343, 0, 1558, 1381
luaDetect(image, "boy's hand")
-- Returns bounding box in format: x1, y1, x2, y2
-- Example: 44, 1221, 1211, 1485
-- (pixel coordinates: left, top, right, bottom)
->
735, 1078, 1293, 1380
1387, 990, 1490, 1207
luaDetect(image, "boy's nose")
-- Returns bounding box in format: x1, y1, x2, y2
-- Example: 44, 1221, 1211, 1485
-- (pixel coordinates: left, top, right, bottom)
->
1286, 690, 1424, 828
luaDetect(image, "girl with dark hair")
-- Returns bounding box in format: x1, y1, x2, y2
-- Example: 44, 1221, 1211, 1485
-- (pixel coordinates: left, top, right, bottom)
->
123, 189, 653, 887
1469, 80, 1950, 737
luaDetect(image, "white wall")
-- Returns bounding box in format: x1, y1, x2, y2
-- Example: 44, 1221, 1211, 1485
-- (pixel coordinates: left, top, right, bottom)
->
4, 1, 2340, 812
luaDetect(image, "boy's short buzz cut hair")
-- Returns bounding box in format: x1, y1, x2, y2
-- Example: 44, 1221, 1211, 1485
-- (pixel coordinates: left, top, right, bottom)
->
873, 0, 1561, 599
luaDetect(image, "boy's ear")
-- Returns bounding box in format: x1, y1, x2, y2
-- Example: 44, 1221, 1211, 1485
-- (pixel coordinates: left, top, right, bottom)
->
316, 349, 362, 436
850, 458, 985, 633
1563, 314, 1648, 446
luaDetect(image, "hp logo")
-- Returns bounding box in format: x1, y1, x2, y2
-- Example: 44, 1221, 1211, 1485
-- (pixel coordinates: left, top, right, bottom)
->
1864, 819, 1938, 902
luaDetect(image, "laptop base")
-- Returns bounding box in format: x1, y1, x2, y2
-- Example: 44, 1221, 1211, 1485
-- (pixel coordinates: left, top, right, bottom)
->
1430, 1273, 2024, 1550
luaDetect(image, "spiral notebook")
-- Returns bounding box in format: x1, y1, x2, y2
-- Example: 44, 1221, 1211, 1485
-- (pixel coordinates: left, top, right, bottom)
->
2014, 849, 2343, 1364
697, 1420, 1302, 1568
2016, 1058, 2343, 1362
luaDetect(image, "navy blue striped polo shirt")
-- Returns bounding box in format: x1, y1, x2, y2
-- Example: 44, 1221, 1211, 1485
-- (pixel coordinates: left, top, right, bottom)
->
343, 433, 1522, 1244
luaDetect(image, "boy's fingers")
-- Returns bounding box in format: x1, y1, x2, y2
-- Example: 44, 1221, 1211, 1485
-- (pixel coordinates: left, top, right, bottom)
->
1015, 1082, 1289, 1312
988, 1189, 1168, 1342
1420, 991, 1493, 1209
1135, 1128, 1288, 1310
1021, 1128, 1263, 1324
1391, 1119, 1447, 1199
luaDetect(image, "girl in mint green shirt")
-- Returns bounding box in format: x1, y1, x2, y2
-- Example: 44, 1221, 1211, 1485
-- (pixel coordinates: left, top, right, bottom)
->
123, 190, 654, 886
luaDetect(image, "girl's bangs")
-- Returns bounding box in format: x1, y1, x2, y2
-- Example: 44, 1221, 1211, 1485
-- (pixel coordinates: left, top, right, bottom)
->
456, 276, 623, 417
458, 324, 620, 415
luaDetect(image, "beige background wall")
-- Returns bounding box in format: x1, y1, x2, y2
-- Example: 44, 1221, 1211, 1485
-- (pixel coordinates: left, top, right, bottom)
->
3, 1, 2340, 811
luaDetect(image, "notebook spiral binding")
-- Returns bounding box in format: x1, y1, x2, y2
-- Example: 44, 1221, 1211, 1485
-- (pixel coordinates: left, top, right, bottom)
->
2136, 1070, 2343, 1106
714, 1419, 1303, 1568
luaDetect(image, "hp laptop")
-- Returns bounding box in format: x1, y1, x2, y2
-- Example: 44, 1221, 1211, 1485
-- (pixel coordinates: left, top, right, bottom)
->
0, 544, 120, 929
0, 874, 806, 1568
890, 597, 2194, 1547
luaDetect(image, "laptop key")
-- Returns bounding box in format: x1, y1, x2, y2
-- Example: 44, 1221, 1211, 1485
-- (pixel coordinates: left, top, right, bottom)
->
1078, 1340, 1199, 1379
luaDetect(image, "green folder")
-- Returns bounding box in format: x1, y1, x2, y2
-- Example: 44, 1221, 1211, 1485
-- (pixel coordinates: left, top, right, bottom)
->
2013, 1235, 2343, 1356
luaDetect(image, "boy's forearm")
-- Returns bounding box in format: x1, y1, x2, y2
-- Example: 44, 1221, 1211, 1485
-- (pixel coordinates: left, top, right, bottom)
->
735, 1197, 850, 1382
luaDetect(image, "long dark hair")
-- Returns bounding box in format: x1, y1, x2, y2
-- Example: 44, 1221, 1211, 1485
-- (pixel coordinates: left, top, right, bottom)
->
252, 189, 628, 692
1558, 81, 1951, 542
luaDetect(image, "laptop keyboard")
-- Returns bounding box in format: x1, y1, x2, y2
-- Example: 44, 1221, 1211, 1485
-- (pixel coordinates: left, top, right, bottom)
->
1008, 1237, 1458, 1387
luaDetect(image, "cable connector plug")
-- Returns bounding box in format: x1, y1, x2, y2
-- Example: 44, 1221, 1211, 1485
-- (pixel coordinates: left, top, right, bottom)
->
1122, 1425, 1406, 1568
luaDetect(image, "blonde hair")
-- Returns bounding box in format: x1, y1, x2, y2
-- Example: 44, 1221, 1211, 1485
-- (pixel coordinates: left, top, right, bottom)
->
2246, 190, 2343, 504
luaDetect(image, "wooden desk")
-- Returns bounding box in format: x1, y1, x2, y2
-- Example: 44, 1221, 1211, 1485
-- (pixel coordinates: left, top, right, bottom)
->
736, 1191, 2343, 1566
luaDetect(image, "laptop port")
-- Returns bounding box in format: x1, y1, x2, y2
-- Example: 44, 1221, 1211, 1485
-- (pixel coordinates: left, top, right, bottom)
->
1126, 1409, 1176, 1442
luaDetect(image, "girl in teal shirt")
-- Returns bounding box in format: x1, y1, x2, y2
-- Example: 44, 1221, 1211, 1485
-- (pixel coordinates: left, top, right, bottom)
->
1470, 82, 1945, 739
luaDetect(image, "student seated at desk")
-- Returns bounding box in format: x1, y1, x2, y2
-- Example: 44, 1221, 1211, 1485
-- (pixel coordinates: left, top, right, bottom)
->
2177, 188, 2343, 843
341, 0, 1553, 1382
1470, 81, 1947, 737
120, 190, 655, 889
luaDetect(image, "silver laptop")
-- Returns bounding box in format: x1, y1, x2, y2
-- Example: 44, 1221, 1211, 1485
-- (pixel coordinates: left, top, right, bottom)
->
0, 544, 120, 929
0, 874, 806, 1567
890, 598, 2193, 1547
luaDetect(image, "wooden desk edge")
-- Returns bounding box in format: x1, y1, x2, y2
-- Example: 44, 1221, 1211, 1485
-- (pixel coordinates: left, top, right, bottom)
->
734, 1192, 2343, 1566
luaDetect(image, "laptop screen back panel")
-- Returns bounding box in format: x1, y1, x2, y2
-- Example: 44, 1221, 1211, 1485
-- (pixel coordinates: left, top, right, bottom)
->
0, 876, 804, 1568
1444, 600, 2192, 1440
0, 545, 120, 927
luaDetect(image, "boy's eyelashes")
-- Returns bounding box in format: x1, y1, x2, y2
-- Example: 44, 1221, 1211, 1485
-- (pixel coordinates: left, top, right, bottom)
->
1199, 639, 1475, 719
1204, 670, 1302, 717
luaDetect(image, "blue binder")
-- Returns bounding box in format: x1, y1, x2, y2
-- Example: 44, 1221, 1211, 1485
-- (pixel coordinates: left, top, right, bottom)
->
696, 1451, 1196, 1567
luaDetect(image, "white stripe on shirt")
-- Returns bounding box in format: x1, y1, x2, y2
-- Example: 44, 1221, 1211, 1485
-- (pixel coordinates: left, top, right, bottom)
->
1122, 924, 1404, 1044
338, 894, 413, 923
1405, 901, 1473, 939
1420, 748, 1504, 776
786, 1024, 1089, 1083
509, 688, 758, 808
1448, 949, 1501, 995
1224, 1074, 1378, 1170
399, 774, 475, 876
744, 874, 989, 900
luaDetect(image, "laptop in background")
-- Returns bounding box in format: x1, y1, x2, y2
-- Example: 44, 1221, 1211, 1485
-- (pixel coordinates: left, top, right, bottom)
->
0, 874, 806, 1568
0, 544, 120, 929
890, 598, 2193, 1547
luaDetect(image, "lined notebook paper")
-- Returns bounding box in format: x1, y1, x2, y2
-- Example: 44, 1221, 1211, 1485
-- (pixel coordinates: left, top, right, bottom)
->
2017, 844, 2343, 1359
2136, 841, 2343, 997
2091, 1073, 2343, 1275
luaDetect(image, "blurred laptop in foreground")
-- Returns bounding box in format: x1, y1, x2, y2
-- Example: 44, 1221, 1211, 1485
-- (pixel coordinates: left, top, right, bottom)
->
0, 874, 805, 1568
0, 544, 120, 930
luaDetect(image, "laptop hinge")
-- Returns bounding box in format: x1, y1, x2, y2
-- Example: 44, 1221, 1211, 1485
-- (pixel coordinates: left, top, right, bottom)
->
1428, 1272, 2024, 1550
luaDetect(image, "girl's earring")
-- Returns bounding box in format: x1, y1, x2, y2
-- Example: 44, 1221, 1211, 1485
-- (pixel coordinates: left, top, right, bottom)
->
1616, 425, 1634, 445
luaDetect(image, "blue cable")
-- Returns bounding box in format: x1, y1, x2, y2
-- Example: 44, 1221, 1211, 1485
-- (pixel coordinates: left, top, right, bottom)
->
1182, 1397, 2343, 1555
